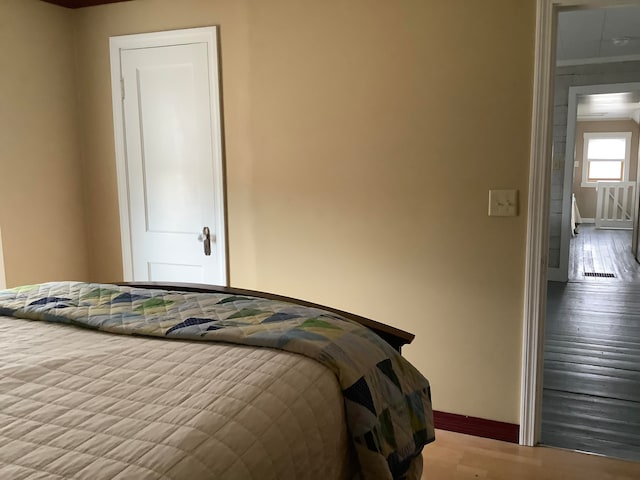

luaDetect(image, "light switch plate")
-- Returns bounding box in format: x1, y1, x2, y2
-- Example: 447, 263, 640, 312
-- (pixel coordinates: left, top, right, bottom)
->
488, 189, 518, 216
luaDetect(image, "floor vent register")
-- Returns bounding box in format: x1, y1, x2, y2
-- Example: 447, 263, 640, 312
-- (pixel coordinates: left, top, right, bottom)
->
583, 272, 616, 278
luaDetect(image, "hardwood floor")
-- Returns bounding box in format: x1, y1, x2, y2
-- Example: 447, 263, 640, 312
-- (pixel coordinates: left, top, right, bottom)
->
542, 225, 640, 462
569, 225, 640, 281
422, 429, 640, 479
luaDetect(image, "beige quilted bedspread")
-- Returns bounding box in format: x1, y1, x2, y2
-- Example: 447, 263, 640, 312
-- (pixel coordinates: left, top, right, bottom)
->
0, 315, 357, 479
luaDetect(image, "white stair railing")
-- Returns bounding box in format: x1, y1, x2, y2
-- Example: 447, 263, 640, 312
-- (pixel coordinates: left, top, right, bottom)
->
595, 181, 636, 230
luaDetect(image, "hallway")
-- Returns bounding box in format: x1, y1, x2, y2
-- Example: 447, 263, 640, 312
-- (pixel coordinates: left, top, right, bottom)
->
542, 226, 640, 462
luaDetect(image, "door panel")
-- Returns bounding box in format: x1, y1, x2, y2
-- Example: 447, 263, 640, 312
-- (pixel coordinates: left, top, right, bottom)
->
118, 36, 225, 285
136, 58, 207, 234
148, 263, 204, 283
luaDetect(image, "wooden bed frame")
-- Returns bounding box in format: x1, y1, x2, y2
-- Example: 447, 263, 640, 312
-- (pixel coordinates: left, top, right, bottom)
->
118, 282, 415, 352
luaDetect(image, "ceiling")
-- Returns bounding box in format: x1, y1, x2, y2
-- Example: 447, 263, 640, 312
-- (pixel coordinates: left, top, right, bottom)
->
557, 5, 640, 65
577, 91, 640, 123
559, 5, 640, 123
41, 0, 131, 8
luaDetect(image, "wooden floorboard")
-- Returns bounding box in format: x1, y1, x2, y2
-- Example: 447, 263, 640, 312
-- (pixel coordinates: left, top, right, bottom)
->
545, 339, 640, 360
422, 429, 640, 479
542, 391, 640, 440
543, 227, 640, 463
545, 348, 640, 372
569, 225, 640, 281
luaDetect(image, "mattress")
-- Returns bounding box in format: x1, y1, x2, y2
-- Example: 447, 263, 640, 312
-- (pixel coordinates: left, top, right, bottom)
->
0, 314, 356, 479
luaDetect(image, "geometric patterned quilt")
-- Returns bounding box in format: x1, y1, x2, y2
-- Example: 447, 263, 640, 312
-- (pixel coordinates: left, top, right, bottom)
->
0, 282, 435, 480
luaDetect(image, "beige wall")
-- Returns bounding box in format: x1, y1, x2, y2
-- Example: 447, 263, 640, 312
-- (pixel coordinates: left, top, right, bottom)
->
573, 119, 640, 219
245, 0, 534, 423
0, 225, 6, 289
0, 0, 88, 286
7, 0, 536, 424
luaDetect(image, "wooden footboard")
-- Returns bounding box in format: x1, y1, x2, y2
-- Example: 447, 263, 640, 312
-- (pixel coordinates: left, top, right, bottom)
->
118, 282, 414, 353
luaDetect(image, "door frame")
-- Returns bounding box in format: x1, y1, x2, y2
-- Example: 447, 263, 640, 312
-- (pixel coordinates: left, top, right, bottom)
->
522, 0, 640, 446
109, 26, 228, 284
552, 82, 640, 281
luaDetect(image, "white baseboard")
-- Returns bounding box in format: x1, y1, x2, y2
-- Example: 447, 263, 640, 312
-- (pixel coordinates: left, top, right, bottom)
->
578, 218, 595, 224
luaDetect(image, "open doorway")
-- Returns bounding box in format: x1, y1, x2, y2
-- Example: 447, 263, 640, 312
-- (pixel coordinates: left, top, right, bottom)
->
568, 85, 640, 281
541, 5, 640, 462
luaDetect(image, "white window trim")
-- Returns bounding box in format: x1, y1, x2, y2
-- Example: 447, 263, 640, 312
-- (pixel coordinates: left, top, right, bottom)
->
581, 131, 632, 188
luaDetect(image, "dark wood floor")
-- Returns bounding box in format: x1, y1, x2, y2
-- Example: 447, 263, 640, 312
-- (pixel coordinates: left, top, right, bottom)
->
569, 225, 640, 281
542, 225, 640, 462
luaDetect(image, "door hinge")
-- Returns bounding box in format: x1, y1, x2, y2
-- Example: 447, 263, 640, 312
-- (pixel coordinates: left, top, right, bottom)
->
120, 78, 125, 100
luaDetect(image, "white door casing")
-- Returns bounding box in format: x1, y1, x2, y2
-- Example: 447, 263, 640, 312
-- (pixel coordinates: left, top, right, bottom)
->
110, 27, 227, 285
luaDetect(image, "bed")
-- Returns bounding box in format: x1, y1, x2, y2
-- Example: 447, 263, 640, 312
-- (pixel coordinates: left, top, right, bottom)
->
0, 281, 434, 480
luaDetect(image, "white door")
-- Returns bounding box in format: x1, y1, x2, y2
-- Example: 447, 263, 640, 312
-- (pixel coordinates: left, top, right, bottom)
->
110, 28, 226, 285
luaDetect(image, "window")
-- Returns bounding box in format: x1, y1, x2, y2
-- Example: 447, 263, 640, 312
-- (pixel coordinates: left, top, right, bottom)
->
581, 132, 632, 187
